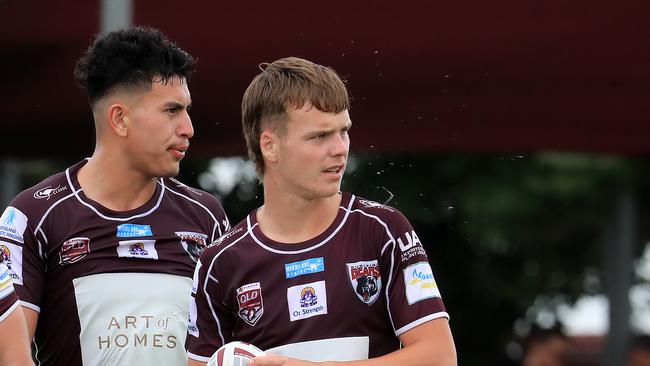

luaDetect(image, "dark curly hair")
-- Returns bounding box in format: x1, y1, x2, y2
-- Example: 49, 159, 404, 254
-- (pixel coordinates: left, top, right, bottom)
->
74, 26, 195, 105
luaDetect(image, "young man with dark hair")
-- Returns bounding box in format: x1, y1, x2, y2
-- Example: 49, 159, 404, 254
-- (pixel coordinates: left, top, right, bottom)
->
0, 26, 229, 365
187, 57, 456, 366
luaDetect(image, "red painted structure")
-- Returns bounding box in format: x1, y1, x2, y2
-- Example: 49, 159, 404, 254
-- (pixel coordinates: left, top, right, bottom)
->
1, 0, 647, 158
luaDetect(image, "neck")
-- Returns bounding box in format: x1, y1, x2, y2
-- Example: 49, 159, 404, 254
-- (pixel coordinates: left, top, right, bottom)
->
77, 148, 158, 211
258, 183, 342, 244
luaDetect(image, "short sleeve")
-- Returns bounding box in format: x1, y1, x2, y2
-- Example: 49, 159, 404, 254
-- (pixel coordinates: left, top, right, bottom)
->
380, 210, 448, 336
0, 205, 45, 312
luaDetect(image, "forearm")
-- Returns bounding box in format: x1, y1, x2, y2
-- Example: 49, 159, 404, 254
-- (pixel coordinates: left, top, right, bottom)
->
0, 307, 34, 366
322, 340, 456, 366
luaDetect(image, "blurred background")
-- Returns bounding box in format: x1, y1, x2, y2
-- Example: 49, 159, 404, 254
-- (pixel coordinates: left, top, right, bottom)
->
1, 0, 649, 365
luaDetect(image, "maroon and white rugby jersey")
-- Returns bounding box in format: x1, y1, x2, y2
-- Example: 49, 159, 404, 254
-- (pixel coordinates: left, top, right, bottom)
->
0, 160, 229, 366
0, 260, 20, 322
188, 192, 448, 363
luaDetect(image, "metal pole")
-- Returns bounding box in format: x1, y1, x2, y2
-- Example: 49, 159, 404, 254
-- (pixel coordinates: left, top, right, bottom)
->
100, 0, 133, 34
603, 192, 635, 366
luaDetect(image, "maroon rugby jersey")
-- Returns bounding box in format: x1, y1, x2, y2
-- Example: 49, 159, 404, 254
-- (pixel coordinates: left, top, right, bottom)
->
188, 192, 448, 363
0, 160, 229, 366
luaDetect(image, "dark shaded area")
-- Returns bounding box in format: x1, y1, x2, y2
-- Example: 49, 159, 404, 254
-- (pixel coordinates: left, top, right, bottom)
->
1, 0, 649, 158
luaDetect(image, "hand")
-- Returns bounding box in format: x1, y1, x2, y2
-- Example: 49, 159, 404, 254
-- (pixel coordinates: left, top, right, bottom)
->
250, 355, 325, 366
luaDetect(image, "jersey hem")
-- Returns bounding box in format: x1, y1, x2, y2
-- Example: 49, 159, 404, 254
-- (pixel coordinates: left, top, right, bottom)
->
19, 300, 40, 313
0, 301, 20, 322
394, 312, 450, 337
187, 351, 211, 362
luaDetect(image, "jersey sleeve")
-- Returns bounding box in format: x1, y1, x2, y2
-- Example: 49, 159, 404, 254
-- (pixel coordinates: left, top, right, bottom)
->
380, 209, 448, 337
187, 254, 234, 362
0, 204, 45, 312
0, 260, 20, 322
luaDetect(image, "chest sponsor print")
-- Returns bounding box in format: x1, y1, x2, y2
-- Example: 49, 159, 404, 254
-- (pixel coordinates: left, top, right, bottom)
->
59, 237, 91, 265
175, 231, 208, 262
116, 224, 153, 238
346, 260, 382, 305
287, 280, 328, 322
284, 257, 325, 279
403, 261, 441, 305
236, 282, 264, 326
116, 240, 158, 260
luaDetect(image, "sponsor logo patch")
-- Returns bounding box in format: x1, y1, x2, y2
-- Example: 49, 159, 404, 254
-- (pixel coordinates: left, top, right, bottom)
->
0, 242, 22, 285
175, 231, 208, 262
236, 282, 264, 326
59, 237, 91, 265
0, 207, 28, 244
116, 240, 158, 260
403, 262, 441, 305
0, 263, 12, 292
284, 257, 325, 279
116, 224, 153, 238
397, 230, 427, 262
33, 185, 68, 200
287, 280, 328, 322
346, 260, 382, 305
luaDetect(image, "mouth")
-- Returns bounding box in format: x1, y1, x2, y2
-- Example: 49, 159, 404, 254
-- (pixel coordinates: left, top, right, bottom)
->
323, 164, 345, 175
169, 145, 189, 160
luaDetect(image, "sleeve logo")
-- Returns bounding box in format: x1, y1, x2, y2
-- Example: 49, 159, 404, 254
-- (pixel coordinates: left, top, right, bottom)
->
397, 231, 427, 262
0, 242, 23, 285
403, 262, 441, 305
0, 207, 28, 244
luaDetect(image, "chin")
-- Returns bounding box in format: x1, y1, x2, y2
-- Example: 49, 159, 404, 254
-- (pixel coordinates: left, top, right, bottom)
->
158, 165, 180, 178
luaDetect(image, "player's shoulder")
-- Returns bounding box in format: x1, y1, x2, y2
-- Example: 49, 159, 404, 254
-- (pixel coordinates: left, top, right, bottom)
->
163, 177, 225, 211
7, 167, 72, 217
348, 193, 409, 225
203, 217, 250, 258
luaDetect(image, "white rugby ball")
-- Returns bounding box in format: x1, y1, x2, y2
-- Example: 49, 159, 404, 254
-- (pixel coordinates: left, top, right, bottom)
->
207, 341, 266, 366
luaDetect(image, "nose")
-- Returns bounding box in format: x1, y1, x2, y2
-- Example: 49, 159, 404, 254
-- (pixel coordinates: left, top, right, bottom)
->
178, 112, 194, 139
330, 132, 349, 157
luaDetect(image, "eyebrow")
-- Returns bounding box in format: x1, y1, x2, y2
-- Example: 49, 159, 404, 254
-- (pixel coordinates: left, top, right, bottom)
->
163, 101, 191, 109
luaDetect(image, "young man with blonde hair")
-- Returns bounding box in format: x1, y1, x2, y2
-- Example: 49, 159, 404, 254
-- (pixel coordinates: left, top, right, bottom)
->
188, 57, 456, 366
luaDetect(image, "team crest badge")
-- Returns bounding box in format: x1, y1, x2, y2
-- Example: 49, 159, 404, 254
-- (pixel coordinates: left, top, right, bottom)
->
175, 231, 208, 262
236, 282, 264, 326
59, 237, 91, 265
346, 260, 382, 305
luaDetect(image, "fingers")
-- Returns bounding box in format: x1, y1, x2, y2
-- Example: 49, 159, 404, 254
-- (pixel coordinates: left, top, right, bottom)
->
250, 355, 289, 366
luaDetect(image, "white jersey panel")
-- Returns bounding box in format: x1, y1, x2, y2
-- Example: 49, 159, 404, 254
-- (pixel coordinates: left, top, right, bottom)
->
73, 273, 192, 366
264, 336, 369, 361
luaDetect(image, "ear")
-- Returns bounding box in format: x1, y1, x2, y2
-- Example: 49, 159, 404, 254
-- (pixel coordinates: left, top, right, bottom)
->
260, 130, 279, 164
107, 103, 129, 137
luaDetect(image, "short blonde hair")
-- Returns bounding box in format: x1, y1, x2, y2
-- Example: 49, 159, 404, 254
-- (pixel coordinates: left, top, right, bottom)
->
241, 57, 350, 176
